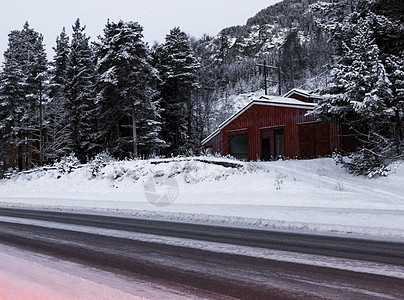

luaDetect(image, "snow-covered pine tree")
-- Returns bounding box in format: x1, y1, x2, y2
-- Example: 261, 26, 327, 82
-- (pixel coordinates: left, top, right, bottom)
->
216, 33, 230, 64
46, 27, 71, 160
313, 0, 403, 175
0, 22, 48, 169
0, 30, 26, 169
25, 23, 48, 167
386, 54, 404, 155
95, 20, 163, 159
66, 19, 98, 162
154, 27, 200, 156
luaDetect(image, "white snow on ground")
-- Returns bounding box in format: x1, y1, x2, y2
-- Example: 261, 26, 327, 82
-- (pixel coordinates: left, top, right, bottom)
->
0, 243, 212, 300
0, 156, 404, 239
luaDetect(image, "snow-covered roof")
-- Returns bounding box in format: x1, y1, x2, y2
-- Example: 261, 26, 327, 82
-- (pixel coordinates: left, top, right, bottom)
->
283, 88, 322, 99
202, 95, 317, 145
259, 95, 315, 105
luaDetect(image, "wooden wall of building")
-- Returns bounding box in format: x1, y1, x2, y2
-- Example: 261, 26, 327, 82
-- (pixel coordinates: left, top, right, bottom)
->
208, 104, 341, 160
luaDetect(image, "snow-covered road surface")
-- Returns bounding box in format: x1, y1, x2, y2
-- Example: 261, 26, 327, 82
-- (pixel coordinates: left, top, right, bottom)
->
2, 214, 404, 280
1, 157, 404, 298
0, 243, 211, 300
1, 208, 404, 299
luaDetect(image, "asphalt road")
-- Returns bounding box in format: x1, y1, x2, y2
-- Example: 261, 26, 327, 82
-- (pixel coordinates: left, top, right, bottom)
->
0, 207, 403, 299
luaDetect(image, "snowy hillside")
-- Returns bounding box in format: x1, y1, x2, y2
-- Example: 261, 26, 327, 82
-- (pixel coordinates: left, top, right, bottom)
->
194, 0, 334, 134
201, 0, 320, 60
1, 156, 404, 240
209, 89, 265, 129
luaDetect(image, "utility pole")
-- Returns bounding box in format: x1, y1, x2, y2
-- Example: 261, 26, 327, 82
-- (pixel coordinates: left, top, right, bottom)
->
256, 60, 282, 96
257, 60, 268, 95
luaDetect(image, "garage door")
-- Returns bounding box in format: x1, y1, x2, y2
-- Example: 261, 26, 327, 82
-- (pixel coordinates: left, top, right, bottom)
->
298, 123, 330, 158
229, 134, 248, 160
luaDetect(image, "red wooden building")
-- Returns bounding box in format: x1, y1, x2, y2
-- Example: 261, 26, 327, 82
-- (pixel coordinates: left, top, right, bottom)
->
202, 90, 347, 160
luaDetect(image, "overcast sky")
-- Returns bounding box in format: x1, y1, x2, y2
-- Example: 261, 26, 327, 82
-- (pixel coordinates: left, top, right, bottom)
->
1, 0, 281, 62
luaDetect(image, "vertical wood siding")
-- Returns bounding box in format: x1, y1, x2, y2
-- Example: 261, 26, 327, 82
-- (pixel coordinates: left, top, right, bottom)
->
209, 103, 341, 160
203, 132, 222, 154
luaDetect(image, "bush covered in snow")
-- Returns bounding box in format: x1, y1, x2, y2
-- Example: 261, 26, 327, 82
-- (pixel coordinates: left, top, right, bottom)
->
54, 153, 81, 175
89, 151, 115, 178
333, 151, 392, 178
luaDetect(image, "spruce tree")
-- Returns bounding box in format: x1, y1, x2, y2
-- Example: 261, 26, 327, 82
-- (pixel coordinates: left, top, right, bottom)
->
66, 19, 98, 162
313, 0, 403, 175
155, 27, 200, 156
386, 54, 404, 154
0, 30, 26, 169
47, 27, 71, 160
26, 24, 48, 167
0, 22, 48, 169
95, 20, 163, 159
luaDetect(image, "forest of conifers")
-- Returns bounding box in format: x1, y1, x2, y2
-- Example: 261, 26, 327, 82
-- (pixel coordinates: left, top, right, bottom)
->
0, 0, 403, 175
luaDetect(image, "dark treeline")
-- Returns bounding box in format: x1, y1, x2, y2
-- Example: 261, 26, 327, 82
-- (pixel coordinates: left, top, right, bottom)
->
0, 19, 201, 169
0, 0, 343, 171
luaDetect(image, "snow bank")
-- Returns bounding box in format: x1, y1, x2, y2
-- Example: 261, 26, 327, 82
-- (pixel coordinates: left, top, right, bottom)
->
1, 156, 404, 240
